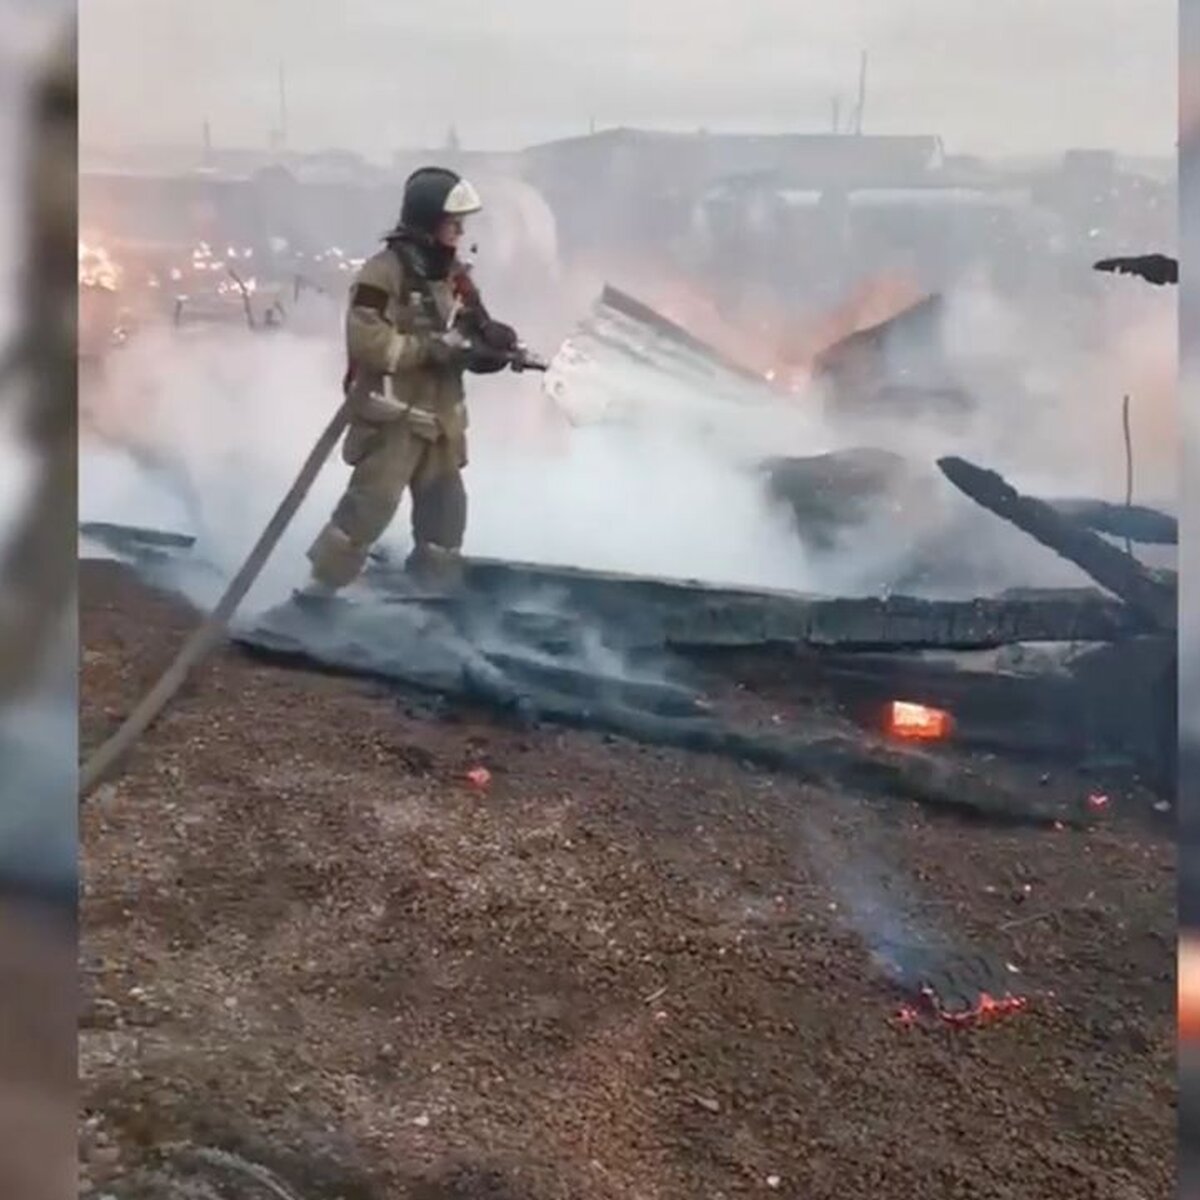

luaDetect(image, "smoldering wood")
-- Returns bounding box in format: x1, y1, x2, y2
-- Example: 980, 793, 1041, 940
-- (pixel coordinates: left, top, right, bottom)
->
79, 520, 1148, 651
760, 447, 927, 550
701, 636, 1175, 793
236, 598, 1077, 827
82, 518, 1168, 810
937, 456, 1177, 631
763, 451, 1179, 548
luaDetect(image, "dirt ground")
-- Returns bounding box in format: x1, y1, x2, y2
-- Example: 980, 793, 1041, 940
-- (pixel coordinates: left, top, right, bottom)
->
80, 560, 1176, 1200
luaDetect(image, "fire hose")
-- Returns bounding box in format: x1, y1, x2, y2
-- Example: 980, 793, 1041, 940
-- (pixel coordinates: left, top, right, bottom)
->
78, 403, 351, 798
78, 346, 548, 800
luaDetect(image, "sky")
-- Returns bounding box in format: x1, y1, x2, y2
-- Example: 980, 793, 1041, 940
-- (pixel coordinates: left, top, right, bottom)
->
80, 0, 1177, 159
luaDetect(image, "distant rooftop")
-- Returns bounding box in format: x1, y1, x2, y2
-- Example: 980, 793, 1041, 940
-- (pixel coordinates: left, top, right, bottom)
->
519, 127, 946, 186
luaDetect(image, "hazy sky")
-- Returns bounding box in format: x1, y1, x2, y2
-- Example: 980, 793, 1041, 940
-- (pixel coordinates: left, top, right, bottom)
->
81, 0, 1177, 159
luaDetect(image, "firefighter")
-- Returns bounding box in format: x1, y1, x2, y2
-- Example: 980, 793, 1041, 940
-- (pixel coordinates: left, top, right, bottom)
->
303, 165, 519, 596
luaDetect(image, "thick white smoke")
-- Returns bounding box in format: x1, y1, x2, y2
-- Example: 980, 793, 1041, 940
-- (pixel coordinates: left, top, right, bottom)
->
79, 200, 1176, 614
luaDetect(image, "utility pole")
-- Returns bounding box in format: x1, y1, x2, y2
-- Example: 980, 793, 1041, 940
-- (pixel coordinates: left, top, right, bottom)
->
854, 50, 868, 135
277, 60, 288, 148
831, 96, 841, 134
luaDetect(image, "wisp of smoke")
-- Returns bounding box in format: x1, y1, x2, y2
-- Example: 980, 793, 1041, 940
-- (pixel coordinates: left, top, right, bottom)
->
791, 808, 947, 989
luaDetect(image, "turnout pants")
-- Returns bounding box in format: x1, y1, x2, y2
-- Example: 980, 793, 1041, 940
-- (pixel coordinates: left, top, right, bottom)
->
307, 419, 467, 589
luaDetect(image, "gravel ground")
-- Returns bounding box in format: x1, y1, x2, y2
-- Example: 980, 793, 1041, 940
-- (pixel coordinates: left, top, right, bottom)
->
80, 560, 1175, 1200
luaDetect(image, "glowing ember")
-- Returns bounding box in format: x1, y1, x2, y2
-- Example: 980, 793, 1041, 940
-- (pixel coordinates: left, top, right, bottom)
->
886, 700, 953, 742
881, 941, 1027, 1029
922, 985, 1028, 1026
1087, 792, 1110, 810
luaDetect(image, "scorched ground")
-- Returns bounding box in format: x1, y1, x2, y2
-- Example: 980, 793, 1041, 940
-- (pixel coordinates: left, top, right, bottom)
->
80, 562, 1175, 1200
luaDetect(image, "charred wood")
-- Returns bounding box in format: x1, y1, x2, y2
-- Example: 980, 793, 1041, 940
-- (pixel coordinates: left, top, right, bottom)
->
235, 602, 1076, 827
1093, 254, 1178, 286
79, 520, 1148, 651
937, 456, 1176, 631
1048, 498, 1178, 546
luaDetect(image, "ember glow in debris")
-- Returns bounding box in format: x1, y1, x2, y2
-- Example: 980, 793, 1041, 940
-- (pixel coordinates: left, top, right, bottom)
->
1087, 792, 1110, 810
879, 941, 1029, 1029
886, 700, 953, 742
921, 985, 1029, 1026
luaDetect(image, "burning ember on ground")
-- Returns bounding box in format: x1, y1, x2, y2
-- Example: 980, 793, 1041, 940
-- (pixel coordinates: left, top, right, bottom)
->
895, 989, 1029, 1029
881, 942, 1028, 1029
886, 700, 953, 742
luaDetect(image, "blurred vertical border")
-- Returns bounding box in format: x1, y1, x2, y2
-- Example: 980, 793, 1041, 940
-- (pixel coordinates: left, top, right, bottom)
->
0, 5, 78, 1198
1183, 0, 1199, 1192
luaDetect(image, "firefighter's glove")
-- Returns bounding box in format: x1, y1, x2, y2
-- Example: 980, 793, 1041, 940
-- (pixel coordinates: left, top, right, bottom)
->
425, 328, 473, 369
465, 319, 518, 374
478, 318, 519, 352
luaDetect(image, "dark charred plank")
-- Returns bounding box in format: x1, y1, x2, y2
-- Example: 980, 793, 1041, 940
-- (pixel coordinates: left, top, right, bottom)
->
937, 456, 1177, 631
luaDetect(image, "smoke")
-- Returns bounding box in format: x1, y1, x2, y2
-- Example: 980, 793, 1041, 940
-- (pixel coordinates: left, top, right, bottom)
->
790, 806, 959, 1002
79, 165, 1178, 614
80, 255, 1177, 612
79, 319, 825, 604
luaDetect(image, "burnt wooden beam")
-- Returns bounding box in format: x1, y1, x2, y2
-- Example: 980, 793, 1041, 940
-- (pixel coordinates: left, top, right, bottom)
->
236, 599, 1079, 827
937, 456, 1176, 631
368, 556, 1145, 650
1047, 498, 1178, 546
1093, 254, 1178, 286
79, 520, 1147, 651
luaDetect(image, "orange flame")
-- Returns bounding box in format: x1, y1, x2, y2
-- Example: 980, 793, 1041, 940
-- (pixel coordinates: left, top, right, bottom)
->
924, 987, 1028, 1026
572, 252, 924, 395
886, 700, 953, 742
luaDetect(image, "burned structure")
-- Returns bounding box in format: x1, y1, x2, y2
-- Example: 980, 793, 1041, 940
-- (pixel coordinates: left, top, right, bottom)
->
809, 292, 970, 424
78, 127, 1177, 811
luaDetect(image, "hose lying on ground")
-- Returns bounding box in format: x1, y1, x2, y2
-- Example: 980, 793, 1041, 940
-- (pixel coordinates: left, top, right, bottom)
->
78, 404, 350, 799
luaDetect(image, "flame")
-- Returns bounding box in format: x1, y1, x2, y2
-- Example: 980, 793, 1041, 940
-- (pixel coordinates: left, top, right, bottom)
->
79, 240, 120, 291
574, 253, 925, 397
886, 700, 953, 742
893, 987, 1027, 1029
922, 986, 1028, 1026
